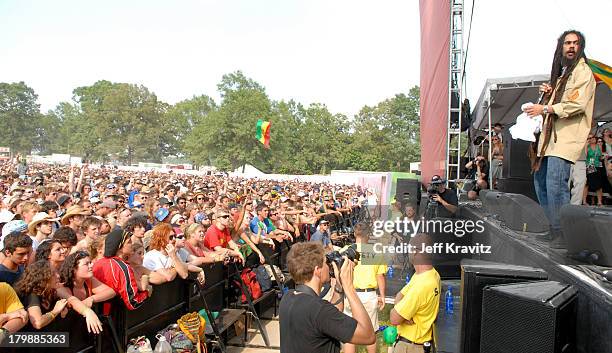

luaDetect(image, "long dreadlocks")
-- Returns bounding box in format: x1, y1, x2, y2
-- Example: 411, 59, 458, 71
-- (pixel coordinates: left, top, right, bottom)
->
530, 30, 588, 171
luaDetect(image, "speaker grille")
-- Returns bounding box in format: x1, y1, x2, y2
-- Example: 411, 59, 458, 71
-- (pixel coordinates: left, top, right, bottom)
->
480, 281, 576, 353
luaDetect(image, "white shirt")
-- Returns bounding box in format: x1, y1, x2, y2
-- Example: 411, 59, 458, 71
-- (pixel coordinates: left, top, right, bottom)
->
143, 249, 174, 271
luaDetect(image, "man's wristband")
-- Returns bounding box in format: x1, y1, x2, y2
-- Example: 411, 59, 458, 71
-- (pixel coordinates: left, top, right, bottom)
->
334, 285, 344, 294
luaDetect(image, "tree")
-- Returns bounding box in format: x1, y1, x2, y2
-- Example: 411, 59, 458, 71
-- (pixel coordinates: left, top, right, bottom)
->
170, 95, 217, 162
71, 81, 175, 164
186, 71, 273, 171
348, 86, 420, 171
0, 82, 41, 153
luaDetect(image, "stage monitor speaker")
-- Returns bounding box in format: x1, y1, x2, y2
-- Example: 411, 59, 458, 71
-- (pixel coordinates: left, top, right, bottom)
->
396, 178, 421, 208
459, 259, 548, 353
497, 177, 537, 201
560, 204, 612, 266
480, 190, 504, 215
480, 281, 577, 353
502, 130, 532, 179
482, 191, 549, 233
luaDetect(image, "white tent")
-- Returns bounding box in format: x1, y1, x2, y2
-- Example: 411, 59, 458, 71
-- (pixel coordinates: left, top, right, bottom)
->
470, 75, 612, 137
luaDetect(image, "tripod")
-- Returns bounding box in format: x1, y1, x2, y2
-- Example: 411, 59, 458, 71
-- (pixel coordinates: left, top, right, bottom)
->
424, 198, 439, 220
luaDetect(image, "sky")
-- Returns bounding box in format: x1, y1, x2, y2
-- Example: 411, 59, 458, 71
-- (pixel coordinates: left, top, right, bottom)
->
0, 0, 610, 118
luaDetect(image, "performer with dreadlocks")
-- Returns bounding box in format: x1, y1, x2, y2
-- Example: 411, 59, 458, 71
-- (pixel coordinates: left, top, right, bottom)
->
524, 30, 596, 247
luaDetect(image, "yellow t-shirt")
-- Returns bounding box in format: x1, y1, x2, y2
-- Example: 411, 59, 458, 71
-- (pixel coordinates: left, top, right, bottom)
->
394, 268, 441, 343
351, 243, 387, 289
0, 282, 24, 314
353, 262, 387, 289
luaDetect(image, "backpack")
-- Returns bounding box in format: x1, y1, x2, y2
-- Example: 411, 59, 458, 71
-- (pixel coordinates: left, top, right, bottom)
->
234, 268, 262, 303
254, 265, 273, 292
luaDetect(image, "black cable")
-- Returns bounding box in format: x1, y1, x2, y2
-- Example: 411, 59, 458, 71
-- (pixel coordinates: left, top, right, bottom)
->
461, 0, 476, 92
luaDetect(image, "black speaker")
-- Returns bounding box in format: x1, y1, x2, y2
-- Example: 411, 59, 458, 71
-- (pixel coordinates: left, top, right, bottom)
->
560, 205, 612, 266
396, 178, 421, 208
480, 281, 577, 353
481, 191, 550, 233
502, 130, 532, 179
481, 190, 503, 215
497, 177, 537, 201
459, 259, 548, 353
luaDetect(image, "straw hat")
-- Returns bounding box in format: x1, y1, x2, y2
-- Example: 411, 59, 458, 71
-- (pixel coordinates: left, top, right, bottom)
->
61, 205, 90, 225
28, 212, 59, 235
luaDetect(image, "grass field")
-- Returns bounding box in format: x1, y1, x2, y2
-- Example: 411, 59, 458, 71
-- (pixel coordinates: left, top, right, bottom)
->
354, 303, 393, 353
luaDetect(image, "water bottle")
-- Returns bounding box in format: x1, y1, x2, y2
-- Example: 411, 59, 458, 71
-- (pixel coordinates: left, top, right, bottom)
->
387, 266, 394, 279
445, 286, 454, 314
153, 334, 172, 353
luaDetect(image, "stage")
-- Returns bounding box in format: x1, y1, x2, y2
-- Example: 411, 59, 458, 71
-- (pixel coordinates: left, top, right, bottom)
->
457, 203, 612, 353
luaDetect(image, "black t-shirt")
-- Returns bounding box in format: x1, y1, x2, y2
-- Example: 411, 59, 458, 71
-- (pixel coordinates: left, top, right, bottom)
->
427, 188, 458, 218
279, 284, 357, 353
0, 264, 24, 285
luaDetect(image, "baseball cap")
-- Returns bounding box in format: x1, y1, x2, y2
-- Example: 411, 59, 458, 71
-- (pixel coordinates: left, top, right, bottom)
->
2, 220, 28, 238
155, 208, 170, 222
171, 214, 185, 224
57, 195, 71, 206
0, 210, 15, 223
431, 175, 446, 184
159, 197, 173, 206
319, 220, 329, 225
194, 213, 208, 223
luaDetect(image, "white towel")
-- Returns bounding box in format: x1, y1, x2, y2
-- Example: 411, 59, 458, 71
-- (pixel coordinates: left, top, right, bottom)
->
509, 102, 543, 142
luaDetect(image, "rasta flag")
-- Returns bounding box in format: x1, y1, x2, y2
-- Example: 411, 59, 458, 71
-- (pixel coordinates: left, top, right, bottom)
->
256, 119, 271, 148
588, 59, 612, 89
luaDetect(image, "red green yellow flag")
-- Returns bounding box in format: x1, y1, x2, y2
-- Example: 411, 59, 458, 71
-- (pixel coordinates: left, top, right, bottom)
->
256, 119, 271, 148
588, 59, 612, 89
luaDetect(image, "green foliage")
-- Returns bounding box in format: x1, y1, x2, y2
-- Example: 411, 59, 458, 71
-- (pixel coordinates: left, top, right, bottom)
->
0, 74, 421, 173
0, 82, 41, 153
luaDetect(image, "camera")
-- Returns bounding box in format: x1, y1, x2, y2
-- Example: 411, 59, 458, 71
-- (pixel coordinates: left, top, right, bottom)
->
427, 184, 439, 197
325, 244, 360, 277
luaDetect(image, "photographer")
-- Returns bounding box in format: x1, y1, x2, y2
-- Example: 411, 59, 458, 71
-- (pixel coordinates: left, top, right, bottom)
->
425, 175, 458, 218
464, 156, 489, 200
279, 242, 375, 353
390, 233, 441, 353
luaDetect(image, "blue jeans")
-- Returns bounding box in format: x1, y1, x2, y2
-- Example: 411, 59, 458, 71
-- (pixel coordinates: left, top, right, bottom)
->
533, 156, 571, 230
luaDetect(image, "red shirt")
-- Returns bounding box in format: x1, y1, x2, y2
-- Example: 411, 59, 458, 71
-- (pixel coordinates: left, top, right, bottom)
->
203, 224, 232, 250
92, 256, 148, 310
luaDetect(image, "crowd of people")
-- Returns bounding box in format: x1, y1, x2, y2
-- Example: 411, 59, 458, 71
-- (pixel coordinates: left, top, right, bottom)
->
0, 160, 371, 344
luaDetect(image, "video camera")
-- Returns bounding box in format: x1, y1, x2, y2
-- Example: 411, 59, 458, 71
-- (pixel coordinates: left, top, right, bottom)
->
325, 244, 360, 278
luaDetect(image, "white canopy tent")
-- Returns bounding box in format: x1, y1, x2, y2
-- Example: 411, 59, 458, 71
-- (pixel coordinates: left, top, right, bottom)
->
471, 75, 612, 136
467, 75, 611, 190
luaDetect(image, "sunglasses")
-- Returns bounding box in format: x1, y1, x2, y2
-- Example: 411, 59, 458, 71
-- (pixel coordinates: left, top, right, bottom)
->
271, 212, 278, 215
197, 197, 204, 200
218, 215, 230, 219
169, 235, 185, 240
